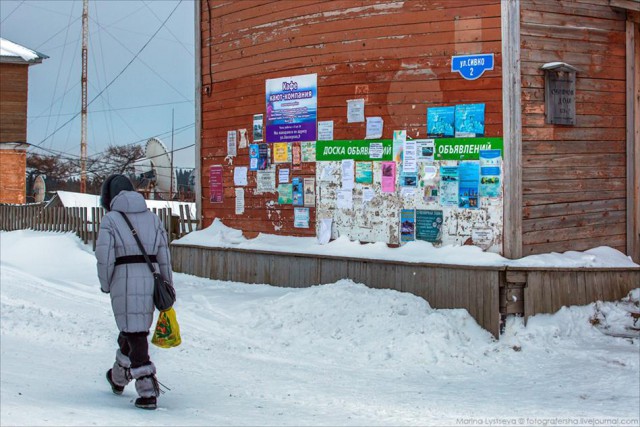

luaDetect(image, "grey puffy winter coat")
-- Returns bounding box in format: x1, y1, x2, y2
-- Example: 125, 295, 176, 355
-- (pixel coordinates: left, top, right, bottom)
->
96, 191, 173, 333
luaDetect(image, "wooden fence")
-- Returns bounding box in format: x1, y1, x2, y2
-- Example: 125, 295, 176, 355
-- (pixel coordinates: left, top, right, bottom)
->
170, 244, 505, 337
170, 243, 640, 338
0, 204, 196, 248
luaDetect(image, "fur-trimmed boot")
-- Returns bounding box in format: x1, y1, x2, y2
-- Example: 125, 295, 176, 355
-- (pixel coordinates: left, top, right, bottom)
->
106, 350, 131, 395
130, 362, 160, 410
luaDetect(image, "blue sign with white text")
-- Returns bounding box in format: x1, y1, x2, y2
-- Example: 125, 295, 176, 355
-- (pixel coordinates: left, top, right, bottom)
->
451, 54, 494, 80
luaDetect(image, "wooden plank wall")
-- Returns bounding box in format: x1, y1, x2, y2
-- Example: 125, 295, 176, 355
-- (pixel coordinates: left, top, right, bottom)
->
200, 0, 503, 238
171, 244, 503, 337
520, 0, 629, 255
0, 63, 28, 143
522, 268, 640, 318
0, 149, 27, 204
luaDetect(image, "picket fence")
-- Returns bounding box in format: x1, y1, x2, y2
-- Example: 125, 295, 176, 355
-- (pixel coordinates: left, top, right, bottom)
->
0, 203, 196, 249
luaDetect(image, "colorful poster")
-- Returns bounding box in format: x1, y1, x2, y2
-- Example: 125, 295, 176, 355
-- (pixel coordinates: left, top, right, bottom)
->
423, 185, 439, 203
277, 183, 293, 204
435, 137, 503, 160
400, 174, 417, 187
253, 113, 264, 142
303, 177, 315, 207
381, 161, 396, 193
455, 103, 485, 137
249, 144, 259, 171
234, 188, 244, 215
421, 164, 439, 203
258, 143, 269, 170
365, 117, 383, 139
274, 142, 289, 163
392, 130, 406, 163
315, 140, 393, 161
301, 141, 316, 162
209, 165, 224, 203
318, 120, 333, 140
416, 210, 443, 243
479, 149, 502, 197
458, 161, 480, 209
347, 98, 365, 123
227, 130, 237, 157
400, 209, 415, 243
416, 139, 435, 162
294, 207, 310, 228
427, 106, 455, 137
355, 162, 373, 184
440, 166, 459, 206
266, 73, 317, 142
292, 143, 302, 170
292, 177, 303, 206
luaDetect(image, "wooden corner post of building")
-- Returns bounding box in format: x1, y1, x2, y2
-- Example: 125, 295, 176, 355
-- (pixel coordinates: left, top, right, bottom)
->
501, 0, 523, 259
626, 12, 640, 263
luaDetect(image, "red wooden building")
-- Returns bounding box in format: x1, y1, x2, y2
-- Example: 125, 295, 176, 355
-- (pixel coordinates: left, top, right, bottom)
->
195, 0, 639, 262
0, 38, 47, 205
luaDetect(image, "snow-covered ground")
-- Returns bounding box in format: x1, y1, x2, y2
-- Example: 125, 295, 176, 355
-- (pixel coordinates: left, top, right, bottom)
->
1, 230, 639, 426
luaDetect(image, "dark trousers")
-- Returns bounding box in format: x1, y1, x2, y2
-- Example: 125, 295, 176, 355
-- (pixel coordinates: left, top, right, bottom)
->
118, 331, 150, 369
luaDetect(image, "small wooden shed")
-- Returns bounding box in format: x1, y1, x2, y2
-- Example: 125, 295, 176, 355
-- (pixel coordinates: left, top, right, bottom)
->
0, 38, 47, 205
194, 0, 639, 262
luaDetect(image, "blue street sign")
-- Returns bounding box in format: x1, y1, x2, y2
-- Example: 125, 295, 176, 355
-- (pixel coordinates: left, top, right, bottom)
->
451, 53, 494, 80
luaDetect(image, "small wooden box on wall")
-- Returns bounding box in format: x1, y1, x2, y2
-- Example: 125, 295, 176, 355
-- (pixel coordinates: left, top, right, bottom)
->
541, 62, 579, 126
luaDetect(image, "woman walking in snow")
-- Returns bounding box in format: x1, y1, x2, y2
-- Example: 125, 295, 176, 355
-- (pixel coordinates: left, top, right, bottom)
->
95, 174, 173, 410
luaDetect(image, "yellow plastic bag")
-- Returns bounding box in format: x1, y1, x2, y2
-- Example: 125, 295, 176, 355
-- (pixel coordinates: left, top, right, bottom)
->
151, 307, 181, 348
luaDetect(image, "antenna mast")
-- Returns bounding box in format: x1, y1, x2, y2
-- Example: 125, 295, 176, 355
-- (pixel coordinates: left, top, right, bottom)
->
80, 0, 88, 193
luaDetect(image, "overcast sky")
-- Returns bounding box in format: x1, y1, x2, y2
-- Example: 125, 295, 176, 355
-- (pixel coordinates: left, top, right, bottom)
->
0, 0, 196, 172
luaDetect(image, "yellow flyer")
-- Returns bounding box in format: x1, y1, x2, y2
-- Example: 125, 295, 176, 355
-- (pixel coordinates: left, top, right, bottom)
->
274, 142, 289, 163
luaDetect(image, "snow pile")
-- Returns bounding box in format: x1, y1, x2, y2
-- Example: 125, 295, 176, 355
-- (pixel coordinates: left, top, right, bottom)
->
230, 280, 494, 368
173, 219, 640, 268
589, 289, 640, 338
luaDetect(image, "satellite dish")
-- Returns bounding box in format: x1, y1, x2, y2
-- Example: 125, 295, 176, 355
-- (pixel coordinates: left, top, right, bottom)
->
33, 175, 46, 203
133, 137, 175, 200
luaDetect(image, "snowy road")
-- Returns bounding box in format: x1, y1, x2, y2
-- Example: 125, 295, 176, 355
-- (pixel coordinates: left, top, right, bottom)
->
1, 231, 638, 426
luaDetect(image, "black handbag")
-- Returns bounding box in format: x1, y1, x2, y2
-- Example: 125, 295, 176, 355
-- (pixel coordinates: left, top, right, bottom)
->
119, 212, 176, 311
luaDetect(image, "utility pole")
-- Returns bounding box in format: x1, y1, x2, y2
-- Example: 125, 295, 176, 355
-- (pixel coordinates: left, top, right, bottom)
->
170, 108, 174, 200
80, 0, 88, 193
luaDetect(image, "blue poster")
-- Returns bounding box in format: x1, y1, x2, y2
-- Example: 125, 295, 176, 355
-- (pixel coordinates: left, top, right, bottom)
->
440, 166, 458, 206
292, 177, 304, 206
479, 149, 502, 197
400, 209, 415, 243
266, 73, 317, 143
416, 210, 443, 243
458, 161, 480, 209
455, 103, 485, 137
427, 106, 455, 137
249, 144, 259, 171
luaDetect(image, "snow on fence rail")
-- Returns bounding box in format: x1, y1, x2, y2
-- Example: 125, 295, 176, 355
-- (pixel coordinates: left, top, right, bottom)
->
0, 204, 195, 249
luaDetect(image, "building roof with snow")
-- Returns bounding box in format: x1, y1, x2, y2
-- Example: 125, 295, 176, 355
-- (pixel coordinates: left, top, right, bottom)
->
0, 38, 48, 64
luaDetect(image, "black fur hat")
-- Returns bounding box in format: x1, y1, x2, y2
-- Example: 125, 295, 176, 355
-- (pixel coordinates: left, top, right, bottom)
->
100, 174, 134, 210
